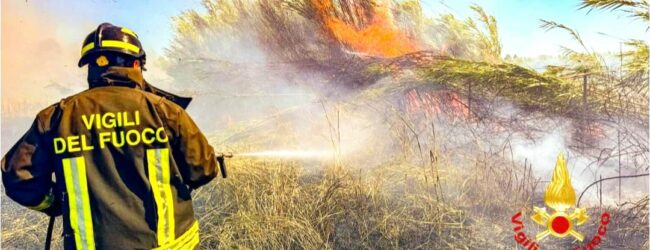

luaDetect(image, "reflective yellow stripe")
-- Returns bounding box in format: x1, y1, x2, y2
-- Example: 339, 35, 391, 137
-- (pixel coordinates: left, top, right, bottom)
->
63, 156, 95, 250
63, 159, 82, 249
101, 40, 140, 54
161, 149, 175, 244
79, 156, 95, 250
185, 232, 200, 250
80, 43, 95, 56
147, 148, 175, 246
27, 193, 54, 211
173, 222, 199, 250
151, 221, 199, 250
121, 27, 138, 38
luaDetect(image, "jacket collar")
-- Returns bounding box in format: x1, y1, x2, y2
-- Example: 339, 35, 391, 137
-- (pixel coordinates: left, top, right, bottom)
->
87, 66, 193, 109
88, 66, 145, 90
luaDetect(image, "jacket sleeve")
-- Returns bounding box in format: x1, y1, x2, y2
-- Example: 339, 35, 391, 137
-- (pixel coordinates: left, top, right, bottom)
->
2, 107, 58, 214
158, 99, 218, 189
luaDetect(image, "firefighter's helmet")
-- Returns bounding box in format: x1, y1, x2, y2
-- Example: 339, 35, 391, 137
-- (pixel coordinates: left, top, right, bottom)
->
78, 23, 146, 67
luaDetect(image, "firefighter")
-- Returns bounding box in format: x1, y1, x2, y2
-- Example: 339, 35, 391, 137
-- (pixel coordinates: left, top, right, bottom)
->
2, 23, 219, 249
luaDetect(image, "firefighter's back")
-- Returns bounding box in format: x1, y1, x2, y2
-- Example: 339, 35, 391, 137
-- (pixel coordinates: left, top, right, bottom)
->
53, 86, 200, 249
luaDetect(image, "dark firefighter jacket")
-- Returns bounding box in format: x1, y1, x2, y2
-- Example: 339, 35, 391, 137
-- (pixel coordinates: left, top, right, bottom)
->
1, 67, 218, 250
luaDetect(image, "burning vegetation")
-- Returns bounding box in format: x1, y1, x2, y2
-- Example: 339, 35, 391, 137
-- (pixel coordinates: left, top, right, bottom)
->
311, 0, 421, 57
159, 1, 648, 249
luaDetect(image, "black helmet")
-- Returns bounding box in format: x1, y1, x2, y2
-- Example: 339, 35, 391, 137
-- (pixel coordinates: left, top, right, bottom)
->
78, 23, 146, 67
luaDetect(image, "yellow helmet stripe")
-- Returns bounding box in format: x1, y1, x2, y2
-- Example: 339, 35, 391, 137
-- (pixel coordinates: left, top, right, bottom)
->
101, 40, 141, 54
80, 43, 95, 56
120, 27, 138, 38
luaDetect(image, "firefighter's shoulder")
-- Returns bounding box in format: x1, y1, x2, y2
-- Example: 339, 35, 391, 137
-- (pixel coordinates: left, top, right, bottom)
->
142, 90, 187, 118
34, 89, 96, 133
33, 102, 62, 134
36, 89, 96, 131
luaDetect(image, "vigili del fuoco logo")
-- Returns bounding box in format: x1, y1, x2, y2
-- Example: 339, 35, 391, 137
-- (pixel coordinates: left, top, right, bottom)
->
511, 154, 611, 250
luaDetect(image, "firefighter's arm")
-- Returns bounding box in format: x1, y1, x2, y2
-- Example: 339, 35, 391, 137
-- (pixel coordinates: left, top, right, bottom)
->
160, 100, 218, 189
2, 109, 60, 216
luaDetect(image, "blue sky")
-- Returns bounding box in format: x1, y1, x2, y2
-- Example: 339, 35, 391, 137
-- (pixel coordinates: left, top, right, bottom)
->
423, 0, 648, 56
2, 0, 205, 105
4, 0, 202, 59
4, 0, 648, 58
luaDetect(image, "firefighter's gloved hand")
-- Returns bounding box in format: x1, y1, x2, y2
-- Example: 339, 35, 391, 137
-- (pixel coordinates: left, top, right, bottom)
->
35, 191, 63, 217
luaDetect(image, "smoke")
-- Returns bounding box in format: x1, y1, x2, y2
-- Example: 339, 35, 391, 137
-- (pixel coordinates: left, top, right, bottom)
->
1, 1, 86, 104
164, 0, 648, 201
509, 116, 648, 206
512, 128, 568, 177
1, 1, 82, 153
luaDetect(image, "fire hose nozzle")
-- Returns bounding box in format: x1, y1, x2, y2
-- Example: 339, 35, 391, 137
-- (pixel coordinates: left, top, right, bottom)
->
216, 152, 233, 178
217, 152, 234, 158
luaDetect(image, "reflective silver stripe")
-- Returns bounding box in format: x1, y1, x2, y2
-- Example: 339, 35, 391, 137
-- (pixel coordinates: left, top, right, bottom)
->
63, 156, 95, 250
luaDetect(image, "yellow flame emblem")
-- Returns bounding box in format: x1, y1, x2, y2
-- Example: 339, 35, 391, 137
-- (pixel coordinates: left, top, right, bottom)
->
531, 153, 589, 241
544, 153, 576, 211
96, 55, 109, 67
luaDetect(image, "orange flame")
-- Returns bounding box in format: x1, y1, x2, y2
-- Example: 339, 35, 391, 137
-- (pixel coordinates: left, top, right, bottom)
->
544, 154, 576, 212
312, 0, 420, 58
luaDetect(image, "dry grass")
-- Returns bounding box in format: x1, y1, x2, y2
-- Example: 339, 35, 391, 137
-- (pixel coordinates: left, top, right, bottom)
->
0, 143, 535, 249
193, 152, 474, 249
1, 127, 647, 249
